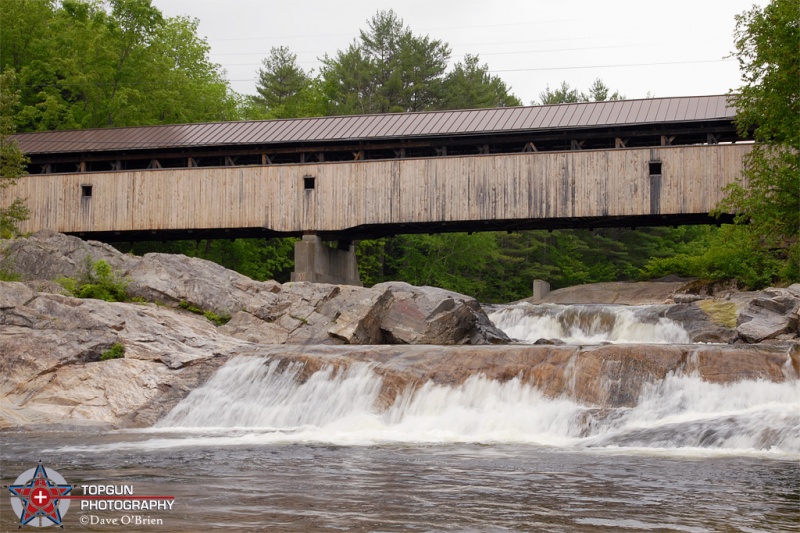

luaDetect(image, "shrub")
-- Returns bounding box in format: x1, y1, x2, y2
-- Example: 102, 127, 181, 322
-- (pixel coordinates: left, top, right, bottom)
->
100, 342, 125, 361
57, 258, 130, 302
640, 225, 783, 290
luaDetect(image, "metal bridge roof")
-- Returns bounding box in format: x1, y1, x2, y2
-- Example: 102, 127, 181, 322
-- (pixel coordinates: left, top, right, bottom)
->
14, 95, 735, 155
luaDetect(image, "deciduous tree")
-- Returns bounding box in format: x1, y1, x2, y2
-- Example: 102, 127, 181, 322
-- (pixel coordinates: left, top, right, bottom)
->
0, 69, 30, 237
721, 0, 799, 282
3, 0, 239, 131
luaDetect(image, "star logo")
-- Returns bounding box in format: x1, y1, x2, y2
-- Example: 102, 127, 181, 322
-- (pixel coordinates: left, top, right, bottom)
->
8, 463, 73, 528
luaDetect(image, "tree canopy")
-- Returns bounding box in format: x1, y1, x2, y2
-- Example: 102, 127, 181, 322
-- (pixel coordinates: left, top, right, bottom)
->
253, 46, 314, 119
441, 54, 522, 109
1, 0, 239, 131
0, 69, 30, 236
320, 10, 451, 114
720, 0, 799, 281
318, 10, 522, 114
537, 79, 623, 105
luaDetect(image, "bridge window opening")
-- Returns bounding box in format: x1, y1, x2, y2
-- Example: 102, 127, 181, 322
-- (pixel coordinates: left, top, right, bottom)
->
649, 161, 662, 175
304, 175, 315, 190
81, 185, 93, 198
126, 159, 150, 171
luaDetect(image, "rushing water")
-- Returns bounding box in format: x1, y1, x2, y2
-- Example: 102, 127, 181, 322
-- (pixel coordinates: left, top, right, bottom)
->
488, 303, 691, 344
2, 305, 799, 531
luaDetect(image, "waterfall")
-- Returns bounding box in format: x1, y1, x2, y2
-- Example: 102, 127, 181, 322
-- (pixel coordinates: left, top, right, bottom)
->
488, 303, 691, 344
131, 356, 799, 455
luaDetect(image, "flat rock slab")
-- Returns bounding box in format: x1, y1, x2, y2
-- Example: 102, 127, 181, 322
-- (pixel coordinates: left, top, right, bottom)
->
533, 280, 692, 305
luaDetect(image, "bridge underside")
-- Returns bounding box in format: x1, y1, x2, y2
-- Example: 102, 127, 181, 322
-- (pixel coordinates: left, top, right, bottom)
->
66, 212, 734, 244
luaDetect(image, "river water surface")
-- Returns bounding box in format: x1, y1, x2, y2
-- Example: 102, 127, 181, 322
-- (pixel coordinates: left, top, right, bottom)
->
2, 304, 798, 531
2, 432, 798, 532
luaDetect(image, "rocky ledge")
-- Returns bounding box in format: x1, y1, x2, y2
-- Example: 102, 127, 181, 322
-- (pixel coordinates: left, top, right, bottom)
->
522, 279, 800, 345
0, 231, 798, 430
2, 230, 508, 346
1, 231, 507, 429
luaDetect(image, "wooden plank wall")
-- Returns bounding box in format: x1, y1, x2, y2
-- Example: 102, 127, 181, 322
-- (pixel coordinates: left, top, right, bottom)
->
2, 144, 751, 235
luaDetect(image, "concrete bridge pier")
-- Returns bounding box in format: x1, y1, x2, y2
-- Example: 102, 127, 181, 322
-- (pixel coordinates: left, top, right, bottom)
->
291, 234, 362, 286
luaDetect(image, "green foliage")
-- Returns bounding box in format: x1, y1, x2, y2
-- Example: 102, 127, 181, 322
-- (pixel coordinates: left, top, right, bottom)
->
254, 46, 313, 119
100, 342, 125, 361
178, 300, 231, 326
0, 247, 20, 280
357, 228, 709, 303
717, 0, 800, 286
58, 258, 130, 302
441, 54, 522, 109
2, 0, 239, 131
355, 238, 389, 287
537, 78, 624, 105
0, 69, 30, 237
0, 198, 29, 238
0, 270, 22, 281
321, 10, 451, 114
640, 225, 783, 289
201, 308, 229, 326
318, 11, 522, 115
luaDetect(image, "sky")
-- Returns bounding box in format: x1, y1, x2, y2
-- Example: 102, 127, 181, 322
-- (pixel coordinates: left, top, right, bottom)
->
152, 0, 767, 105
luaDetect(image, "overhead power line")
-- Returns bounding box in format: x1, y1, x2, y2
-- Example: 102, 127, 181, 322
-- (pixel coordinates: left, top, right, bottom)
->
490, 58, 736, 73
14, 58, 735, 89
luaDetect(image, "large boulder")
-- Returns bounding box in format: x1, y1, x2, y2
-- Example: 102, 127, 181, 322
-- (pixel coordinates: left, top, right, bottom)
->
736, 287, 800, 343
220, 281, 509, 346
1, 232, 508, 346
664, 303, 739, 344
125, 252, 279, 316
221, 283, 394, 345
373, 282, 509, 344
0, 229, 135, 281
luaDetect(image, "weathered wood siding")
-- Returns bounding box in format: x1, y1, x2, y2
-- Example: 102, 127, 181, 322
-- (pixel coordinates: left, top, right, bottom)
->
3, 144, 751, 235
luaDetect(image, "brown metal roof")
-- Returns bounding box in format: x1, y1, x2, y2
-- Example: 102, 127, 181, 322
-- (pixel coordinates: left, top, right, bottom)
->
13, 95, 736, 155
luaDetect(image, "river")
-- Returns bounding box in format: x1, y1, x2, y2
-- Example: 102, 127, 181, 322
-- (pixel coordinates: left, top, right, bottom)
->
2, 303, 798, 531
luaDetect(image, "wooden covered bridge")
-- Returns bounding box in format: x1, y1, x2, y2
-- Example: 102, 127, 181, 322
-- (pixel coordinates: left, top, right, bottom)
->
4, 95, 751, 284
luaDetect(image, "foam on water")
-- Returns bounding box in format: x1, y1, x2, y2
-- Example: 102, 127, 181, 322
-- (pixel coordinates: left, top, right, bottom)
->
57, 355, 800, 457
488, 303, 691, 344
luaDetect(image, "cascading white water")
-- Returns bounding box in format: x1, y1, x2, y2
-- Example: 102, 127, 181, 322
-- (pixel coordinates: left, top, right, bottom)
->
488, 303, 691, 344
159, 359, 383, 428
141, 356, 800, 456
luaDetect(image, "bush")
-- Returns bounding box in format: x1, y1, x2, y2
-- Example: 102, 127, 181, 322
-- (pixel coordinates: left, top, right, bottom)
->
100, 342, 125, 361
640, 225, 783, 290
57, 258, 130, 302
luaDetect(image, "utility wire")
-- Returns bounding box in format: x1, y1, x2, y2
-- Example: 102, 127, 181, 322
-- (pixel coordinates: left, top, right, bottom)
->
13, 58, 734, 89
